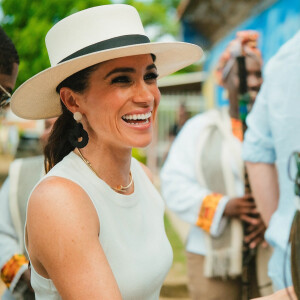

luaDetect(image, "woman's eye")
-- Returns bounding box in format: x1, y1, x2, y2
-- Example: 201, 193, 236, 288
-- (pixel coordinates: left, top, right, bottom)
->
111, 76, 131, 84
144, 72, 158, 81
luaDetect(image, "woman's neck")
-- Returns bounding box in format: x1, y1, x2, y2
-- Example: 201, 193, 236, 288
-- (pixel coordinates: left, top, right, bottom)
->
75, 141, 133, 194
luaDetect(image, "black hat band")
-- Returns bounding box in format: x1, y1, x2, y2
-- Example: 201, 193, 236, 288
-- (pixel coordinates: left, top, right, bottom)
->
59, 34, 150, 64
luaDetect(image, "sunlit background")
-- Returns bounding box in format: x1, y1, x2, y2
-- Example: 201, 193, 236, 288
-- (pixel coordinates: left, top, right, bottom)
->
1, 0, 300, 176
1, 1, 300, 298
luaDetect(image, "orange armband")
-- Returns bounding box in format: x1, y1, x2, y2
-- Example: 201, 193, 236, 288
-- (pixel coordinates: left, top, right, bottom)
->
1, 254, 28, 288
196, 193, 223, 232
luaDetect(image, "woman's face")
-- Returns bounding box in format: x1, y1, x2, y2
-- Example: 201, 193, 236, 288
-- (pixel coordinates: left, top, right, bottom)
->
78, 54, 160, 149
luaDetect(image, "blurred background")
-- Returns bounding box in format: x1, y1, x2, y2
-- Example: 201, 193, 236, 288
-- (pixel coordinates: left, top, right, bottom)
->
1, 0, 300, 298
1, 0, 300, 176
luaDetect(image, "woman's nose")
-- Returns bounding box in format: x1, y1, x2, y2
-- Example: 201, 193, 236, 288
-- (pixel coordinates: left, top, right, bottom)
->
133, 82, 155, 104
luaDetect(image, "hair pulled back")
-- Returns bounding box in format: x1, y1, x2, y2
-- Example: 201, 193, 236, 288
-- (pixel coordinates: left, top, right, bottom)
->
44, 64, 99, 172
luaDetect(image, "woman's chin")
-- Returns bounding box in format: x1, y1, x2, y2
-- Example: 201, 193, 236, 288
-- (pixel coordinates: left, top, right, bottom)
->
130, 137, 153, 149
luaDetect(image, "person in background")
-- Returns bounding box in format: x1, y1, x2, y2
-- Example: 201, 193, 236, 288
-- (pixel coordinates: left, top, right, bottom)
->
163, 103, 191, 163
169, 103, 191, 138
243, 30, 300, 294
161, 31, 266, 300
10, 4, 202, 299
0, 118, 56, 300
0, 26, 19, 110
0, 25, 20, 300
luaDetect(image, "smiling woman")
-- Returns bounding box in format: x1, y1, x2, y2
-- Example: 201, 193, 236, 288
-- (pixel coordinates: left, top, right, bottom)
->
10, 4, 202, 300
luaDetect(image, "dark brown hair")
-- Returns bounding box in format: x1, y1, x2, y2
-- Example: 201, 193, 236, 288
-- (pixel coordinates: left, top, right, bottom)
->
44, 64, 99, 172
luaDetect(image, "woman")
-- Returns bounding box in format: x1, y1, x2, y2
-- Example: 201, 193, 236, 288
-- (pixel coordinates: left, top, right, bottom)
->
10, 4, 202, 299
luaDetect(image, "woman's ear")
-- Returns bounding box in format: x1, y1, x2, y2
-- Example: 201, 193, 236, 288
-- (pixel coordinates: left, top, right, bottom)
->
60, 87, 80, 114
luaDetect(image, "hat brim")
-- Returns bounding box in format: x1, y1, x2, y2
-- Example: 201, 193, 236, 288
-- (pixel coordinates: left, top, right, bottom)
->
11, 42, 203, 120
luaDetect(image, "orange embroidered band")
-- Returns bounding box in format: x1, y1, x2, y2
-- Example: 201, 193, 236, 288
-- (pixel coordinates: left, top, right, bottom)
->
196, 193, 223, 232
1, 254, 28, 287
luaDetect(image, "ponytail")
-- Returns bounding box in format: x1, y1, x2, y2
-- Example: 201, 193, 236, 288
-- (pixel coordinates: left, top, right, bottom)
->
44, 63, 99, 172
44, 103, 75, 172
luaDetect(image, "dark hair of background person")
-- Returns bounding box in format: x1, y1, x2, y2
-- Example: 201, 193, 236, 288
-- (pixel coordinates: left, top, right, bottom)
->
44, 54, 156, 173
0, 26, 19, 74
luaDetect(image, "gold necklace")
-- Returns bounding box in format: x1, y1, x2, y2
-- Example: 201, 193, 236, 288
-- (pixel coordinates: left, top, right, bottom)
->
76, 148, 133, 193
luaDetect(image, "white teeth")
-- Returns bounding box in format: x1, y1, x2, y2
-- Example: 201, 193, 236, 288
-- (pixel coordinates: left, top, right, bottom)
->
131, 119, 149, 125
122, 111, 152, 121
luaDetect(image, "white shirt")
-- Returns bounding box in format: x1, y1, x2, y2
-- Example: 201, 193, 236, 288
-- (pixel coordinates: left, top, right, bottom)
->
160, 110, 244, 255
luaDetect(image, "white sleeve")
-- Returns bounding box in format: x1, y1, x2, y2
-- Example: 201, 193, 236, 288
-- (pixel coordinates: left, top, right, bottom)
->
160, 116, 228, 237
0, 178, 28, 291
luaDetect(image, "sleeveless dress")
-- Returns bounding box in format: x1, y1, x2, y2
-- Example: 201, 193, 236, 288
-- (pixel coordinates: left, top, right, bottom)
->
26, 152, 173, 299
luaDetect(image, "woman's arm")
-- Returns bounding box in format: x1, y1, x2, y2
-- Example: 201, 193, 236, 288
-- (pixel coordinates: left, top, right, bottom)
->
26, 176, 122, 299
246, 162, 279, 226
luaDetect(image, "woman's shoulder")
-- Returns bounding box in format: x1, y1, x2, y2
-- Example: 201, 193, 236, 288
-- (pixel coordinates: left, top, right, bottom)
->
33, 174, 83, 196
28, 176, 91, 218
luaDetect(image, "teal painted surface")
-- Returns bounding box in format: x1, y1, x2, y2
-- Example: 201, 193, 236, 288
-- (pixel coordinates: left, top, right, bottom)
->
182, 0, 300, 106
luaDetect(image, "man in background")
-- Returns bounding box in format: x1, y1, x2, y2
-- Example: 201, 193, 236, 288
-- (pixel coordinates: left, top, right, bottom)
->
161, 31, 267, 300
243, 30, 300, 291
0, 26, 19, 110
0, 118, 56, 300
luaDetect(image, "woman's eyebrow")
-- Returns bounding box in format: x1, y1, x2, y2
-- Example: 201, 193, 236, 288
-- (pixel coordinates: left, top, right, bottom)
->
104, 67, 135, 79
104, 64, 157, 79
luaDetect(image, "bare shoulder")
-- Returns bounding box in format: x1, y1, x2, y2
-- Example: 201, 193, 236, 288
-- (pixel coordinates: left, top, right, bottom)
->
139, 162, 154, 183
27, 176, 122, 299
29, 176, 97, 221
27, 176, 100, 255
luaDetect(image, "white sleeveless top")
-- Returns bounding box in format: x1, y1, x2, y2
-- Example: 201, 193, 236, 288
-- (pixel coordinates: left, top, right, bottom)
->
27, 152, 173, 299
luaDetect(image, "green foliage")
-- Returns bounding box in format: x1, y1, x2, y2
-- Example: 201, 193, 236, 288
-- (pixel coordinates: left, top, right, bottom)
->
174, 63, 203, 74
1, 0, 181, 88
123, 0, 180, 40
164, 214, 186, 264
1, 0, 112, 87
131, 147, 147, 164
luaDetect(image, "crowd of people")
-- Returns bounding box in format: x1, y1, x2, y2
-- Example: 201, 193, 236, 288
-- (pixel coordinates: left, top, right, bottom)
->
0, 3, 300, 300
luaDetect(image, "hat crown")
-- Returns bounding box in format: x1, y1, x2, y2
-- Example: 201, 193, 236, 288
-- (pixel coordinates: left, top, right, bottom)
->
46, 4, 146, 66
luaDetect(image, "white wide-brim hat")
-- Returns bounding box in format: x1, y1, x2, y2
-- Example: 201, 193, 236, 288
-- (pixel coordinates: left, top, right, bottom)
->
11, 4, 203, 120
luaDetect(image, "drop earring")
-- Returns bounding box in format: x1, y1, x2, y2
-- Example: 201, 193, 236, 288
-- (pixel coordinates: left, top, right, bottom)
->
68, 112, 89, 148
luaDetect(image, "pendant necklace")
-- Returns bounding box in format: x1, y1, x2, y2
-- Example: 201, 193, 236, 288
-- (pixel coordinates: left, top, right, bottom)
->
76, 148, 133, 193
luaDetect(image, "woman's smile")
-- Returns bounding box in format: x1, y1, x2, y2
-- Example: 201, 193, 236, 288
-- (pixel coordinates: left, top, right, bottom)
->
122, 110, 152, 128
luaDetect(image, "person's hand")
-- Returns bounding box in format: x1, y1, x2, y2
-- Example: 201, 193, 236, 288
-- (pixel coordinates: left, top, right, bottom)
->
224, 194, 258, 223
251, 286, 296, 300
224, 194, 266, 249
244, 216, 266, 249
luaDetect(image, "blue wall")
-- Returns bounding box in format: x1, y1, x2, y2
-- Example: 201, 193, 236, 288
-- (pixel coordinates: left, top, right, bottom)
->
183, 0, 300, 107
